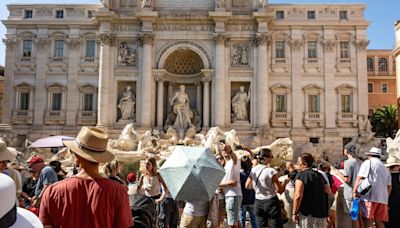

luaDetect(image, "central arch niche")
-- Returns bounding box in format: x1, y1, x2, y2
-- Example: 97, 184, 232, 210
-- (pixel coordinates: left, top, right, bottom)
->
164, 49, 204, 75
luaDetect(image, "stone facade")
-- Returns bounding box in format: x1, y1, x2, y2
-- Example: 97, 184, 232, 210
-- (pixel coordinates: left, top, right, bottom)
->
394, 20, 400, 128
367, 50, 397, 115
1, 1, 370, 161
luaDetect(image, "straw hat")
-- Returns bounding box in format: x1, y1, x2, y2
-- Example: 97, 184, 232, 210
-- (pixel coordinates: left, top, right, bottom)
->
0, 173, 43, 228
385, 156, 400, 168
365, 147, 382, 156
0, 140, 17, 162
63, 127, 114, 163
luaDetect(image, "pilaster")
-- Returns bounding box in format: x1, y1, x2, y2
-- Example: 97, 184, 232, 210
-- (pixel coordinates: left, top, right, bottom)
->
33, 36, 50, 126
1, 38, 17, 128
65, 33, 81, 127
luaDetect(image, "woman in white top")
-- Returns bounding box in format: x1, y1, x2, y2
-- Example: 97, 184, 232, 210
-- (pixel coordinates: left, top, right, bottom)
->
246, 148, 288, 228
138, 157, 167, 202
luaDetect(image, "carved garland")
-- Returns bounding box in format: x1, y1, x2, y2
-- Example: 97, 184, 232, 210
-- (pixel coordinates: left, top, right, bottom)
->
65, 38, 82, 49
155, 40, 212, 69
34, 38, 51, 49
289, 39, 304, 51
353, 40, 369, 51
97, 32, 115, 46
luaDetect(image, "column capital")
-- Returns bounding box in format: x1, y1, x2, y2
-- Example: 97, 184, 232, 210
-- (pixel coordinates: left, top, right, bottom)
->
353, 39, 369, 51
2, 38, 18, 50
34, 38, 51, 49
139, 33, 154, 46
65, 38, 82, 49
97, 32, 115, 46
253, 33, 270, 46
213, 33, 230, 47
201, 69, 214, 78
153, 69, 165, 82
289, 38, 304, 51
201, 77, 213, 83
320, 39, 336, 52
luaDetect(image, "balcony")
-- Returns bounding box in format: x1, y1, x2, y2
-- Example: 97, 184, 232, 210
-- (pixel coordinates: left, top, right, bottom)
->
336, 58, 355, 73
45, 110, 66, 125
336, 112, 358, 127
12, 110, 33, 125
303, 112, 324, 128
271, 112, 291, 127
303, 58, 321, 73
15, 57, 36, 72
80, 57, 99, 72
271, 58, 290, 73
77, 111, 97, 126
47, 57, 68, 72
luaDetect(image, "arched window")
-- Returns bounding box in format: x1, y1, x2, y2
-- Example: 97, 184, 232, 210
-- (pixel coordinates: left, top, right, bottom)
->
367, 57, 374, 71
379, 58, 388, 72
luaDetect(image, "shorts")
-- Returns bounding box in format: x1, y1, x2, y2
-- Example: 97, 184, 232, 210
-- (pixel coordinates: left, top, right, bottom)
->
179, 213, 207, 228
225, 196, 242, 226
361, 201, 389, 222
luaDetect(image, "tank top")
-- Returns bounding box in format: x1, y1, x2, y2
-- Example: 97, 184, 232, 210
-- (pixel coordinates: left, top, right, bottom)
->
143, 175, 161, 197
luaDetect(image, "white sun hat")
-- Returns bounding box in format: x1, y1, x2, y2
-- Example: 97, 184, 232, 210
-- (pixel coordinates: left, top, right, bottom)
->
0, 173, 43, 228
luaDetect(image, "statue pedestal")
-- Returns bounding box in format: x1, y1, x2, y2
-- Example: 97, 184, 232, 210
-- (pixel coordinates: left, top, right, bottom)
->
176, 128, 186, 141
116, 119, 135, 128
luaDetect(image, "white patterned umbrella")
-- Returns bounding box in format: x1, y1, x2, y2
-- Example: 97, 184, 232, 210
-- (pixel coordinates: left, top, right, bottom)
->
159, 146, 225, 201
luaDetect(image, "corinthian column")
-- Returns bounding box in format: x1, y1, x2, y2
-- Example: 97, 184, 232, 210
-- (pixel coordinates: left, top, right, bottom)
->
139, 33, 154, 128
202, 76, 212, 128
97, 32, 114, 128
254, 33, 269, 127
154, 70, 165, 128
213, 34, 228, 127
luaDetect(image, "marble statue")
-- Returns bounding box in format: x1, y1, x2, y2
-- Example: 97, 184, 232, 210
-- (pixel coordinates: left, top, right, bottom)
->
164, 111, 177, 130
138, 131, 156, 152
159, 127, 179, 146
169, 85, 193, 129
258, 0, 268, 9
192, 110, 202, 132
141, 0, 152, 8
253, 138, 293, 166
224, 129, 240, 150
204, 127, 225, 153
231, 86, 251, 122
118, 43, 137, 66
101, 0, 112, 9
386, 131, 400, 161
117, 86, 136, 121
109, 123, 140, 151
215, 0, 225, 8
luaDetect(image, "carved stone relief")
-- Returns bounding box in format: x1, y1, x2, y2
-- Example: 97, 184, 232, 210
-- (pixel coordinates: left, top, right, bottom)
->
231, 42, 250, 67
66, 8, 85, 17
231, 84, 251, 123
36, 8, 52, 17
141, 0, 153, 9
9, 9, 22, 17
118, 42, 137, 66
215, 0, 225, 8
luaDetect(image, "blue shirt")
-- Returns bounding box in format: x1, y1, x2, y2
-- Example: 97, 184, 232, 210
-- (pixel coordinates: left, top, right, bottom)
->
35, 166, 58, 197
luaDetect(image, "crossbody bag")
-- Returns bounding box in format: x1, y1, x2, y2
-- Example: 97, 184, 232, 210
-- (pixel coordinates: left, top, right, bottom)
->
357, 160, 373, 196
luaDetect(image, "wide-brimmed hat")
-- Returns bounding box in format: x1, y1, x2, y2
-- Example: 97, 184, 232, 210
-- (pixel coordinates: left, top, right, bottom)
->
0, 173, 43, 228
63, 127, 114, 163
0, 140, 17, 162
385, 156, 400, 168
365, 147, 382, 156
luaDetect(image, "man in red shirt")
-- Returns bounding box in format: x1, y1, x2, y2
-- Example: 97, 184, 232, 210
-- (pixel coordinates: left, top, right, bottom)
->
39, 127, 133, 228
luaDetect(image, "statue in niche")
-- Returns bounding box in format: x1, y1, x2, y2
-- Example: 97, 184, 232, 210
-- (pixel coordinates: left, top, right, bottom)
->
117, 86, 136, 121
118, 43, 137, 66
169, 85, 193, 129
215, 0, 225, 8
231, 86, 251, 122
232, 44, 249, 66
141, 0, 152, 8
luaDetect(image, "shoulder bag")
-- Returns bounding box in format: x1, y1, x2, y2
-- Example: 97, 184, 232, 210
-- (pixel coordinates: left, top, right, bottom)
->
357, 160, 373, 196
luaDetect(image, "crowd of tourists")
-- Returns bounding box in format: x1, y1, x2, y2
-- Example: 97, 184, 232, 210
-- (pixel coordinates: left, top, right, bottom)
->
0, 126, 399, 228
